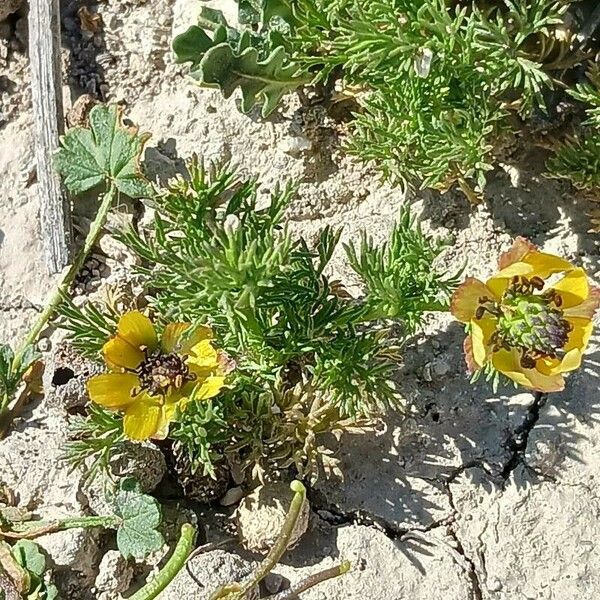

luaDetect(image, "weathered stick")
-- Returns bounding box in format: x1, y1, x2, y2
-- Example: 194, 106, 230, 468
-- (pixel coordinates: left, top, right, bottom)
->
29, 0, 72, 273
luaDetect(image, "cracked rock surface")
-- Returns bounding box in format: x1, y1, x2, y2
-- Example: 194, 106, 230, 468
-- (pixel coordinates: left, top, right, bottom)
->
1, 0, 599, 599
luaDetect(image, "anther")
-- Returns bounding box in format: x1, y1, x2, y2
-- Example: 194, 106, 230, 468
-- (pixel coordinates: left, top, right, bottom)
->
530, 276, 544, 290
520, 354, 536, 369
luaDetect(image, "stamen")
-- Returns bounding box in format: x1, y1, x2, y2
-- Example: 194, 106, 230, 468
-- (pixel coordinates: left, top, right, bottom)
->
530, 276, 544, 290
520, 354, 536, 369
135, 351, 195, 397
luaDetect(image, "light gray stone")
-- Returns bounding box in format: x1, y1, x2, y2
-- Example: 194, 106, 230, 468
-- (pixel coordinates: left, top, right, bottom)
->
94, 550, 134, 600
274, 523, 473, 600
156, 549, 258, 600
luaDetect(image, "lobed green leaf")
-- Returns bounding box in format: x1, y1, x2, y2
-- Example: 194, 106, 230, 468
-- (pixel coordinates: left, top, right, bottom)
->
55, 104, 153, 198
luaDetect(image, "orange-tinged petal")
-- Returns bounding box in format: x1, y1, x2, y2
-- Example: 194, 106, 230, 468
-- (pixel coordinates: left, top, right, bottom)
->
551, 268, 589, 309
103, 336, 144, 370
498, 237, 537, 269
123, 397, 162, 440
564, 287, 600, 319
521, 369, 565, 393
451, 278, 496, 322
194, 376, 226, 400
470, 317, 496, 368
492, 348, 565, 392
161, 322, 191, 353
117, 311, 158, 351
463, 336, 478, 373
87, 373, 140, 408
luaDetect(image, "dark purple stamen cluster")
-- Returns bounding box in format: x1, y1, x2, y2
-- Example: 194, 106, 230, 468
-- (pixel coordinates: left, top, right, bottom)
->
134, 351, 196, 397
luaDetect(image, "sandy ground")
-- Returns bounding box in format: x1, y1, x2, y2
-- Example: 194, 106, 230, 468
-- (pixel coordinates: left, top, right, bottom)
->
1, 1, 600, 599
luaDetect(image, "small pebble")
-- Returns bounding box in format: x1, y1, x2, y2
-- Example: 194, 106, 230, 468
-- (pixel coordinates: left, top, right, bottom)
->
279, 135, 312, 157
422, 363, 433, 382
37, 338, 51, 353
220, 486, 244, 507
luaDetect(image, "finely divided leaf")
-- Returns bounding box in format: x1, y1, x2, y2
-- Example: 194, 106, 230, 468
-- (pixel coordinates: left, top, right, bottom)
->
55, 104, 152, 198
115, 479, 164, 559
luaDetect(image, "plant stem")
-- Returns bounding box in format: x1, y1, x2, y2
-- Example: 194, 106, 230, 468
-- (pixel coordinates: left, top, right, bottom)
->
265, 560, 351, 599
1, 515, 120, 540
239, 481, 307, 596
11, 185, 117, 376
129, 524, 197, 600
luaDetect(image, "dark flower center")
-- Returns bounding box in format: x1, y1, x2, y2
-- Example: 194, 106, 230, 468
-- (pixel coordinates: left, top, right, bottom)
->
476, 276, 572, 369
135, 352, 196, 397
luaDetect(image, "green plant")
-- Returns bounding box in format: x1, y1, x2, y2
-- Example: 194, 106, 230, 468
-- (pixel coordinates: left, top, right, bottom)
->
547, 134, 600, 191
0, 539, 58, 600
547, 64, 600, 202
1, 479, 164, 560
1, 480, 196, 600
58, 148, 457, 486
174, 0, 571, 199
0, 104, 151, 438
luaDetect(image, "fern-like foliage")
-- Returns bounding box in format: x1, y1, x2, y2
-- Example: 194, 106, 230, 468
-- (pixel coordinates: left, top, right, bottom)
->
173, 0, 569, 198
345, 208, 460, 330
112, 158, 456, 480
547, 134, 600, 191
568, 64, 600, 127
546, 65, 600, 202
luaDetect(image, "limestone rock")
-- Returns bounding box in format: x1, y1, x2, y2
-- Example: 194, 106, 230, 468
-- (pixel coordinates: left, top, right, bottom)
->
235, 482, 310, 554
0, 405, 84, 510
274, 523, 473, 600
42, 341, 103, 410
84, 441, 167, 516
156, 549, 258, 600
36, 525, 101, 583
94, 550, 134, 600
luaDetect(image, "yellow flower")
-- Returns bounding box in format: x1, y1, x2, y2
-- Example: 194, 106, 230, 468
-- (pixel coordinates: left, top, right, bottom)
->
451, 238, 600, 393
87, 311, 227, 440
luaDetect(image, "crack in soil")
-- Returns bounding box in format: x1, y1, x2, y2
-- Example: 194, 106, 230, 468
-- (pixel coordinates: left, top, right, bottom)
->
447, 527, 484, 600
500, 391, 548, 482
305, 391, 551, 599
307, 486, 453, 541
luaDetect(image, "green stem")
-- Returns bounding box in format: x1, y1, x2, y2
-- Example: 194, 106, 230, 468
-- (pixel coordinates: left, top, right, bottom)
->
239, 481, 307, 596
2, 515, 120, 540
55, 515, 120, 531
6, 185, 116, 399
129, 524, 197, 600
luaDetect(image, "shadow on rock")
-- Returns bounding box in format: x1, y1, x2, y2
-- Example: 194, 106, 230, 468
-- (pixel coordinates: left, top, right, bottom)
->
302, 319, 600, 572
61, 0, 110, 101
